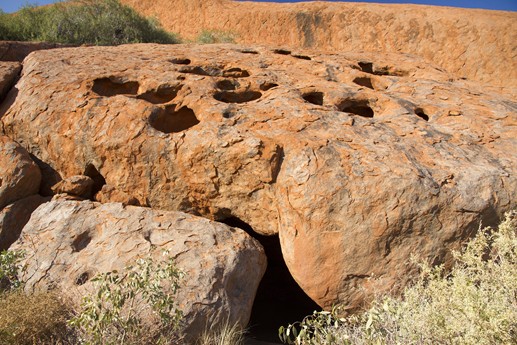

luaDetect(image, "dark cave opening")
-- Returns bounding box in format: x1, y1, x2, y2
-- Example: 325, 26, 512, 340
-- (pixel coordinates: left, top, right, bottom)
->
221, 217, 321, 343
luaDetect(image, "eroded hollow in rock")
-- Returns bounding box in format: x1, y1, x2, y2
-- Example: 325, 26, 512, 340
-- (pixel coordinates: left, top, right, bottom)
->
221, 217, 320, 343
357, 61, 406, 76
338, 99, 375, 118
170, 58, 191, 65
273, 48, 291, 55
92, 77, 139, 97
214, 90, 262, 104
415, 108, 430, 121
260, 82, 279, 91
293, 54, 311, 61
353, 76, 374, 90
216, 79, 237, 91
75, 271, 91, 286
223, 68, 250, 78
137, 85, 181, 104
240, 49, 259, 55
302, 91, 324, 106
149, 105, 200, 133
179, 66, 221, 77
72, 232, 92, 252
84, 164, 106, 197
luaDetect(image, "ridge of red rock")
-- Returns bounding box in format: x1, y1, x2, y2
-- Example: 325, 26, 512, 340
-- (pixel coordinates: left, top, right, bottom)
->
120, 0, 517, 93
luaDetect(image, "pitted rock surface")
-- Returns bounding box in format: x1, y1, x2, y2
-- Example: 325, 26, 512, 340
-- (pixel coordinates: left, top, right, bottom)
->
12, 200, 266, 339
2, 44, 516, 309
0, 135, 41, 209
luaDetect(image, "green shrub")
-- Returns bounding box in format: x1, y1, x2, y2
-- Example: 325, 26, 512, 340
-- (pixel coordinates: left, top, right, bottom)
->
0, 249, 25, 291
0, 0, 180, 45
196, 29, 236, 44
280, 211, 517, 345
68, 254, 184, 345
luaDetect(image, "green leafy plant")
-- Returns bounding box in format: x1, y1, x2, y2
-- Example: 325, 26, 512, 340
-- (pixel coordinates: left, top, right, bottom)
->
0, 0, 180, 45
196, 29, 236, 44
0, 249, 25, 291
279, 307, 345, 345
69, 253, 184, 345
279, 211, 517, 345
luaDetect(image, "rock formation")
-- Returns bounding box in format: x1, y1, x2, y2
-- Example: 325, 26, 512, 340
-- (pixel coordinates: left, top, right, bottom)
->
0, 62, 21, 102
0, 194, 48, 250
0, 41, 70, 62
120, 0, 517, 93
0, 135, 41, 210
12, 200, 266, 339
2, 43, 515, 311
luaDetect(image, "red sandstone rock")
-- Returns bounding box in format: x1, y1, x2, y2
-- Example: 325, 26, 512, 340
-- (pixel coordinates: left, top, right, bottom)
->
2, 44, 516, 310
0, 41, 72, 62
121, 0, 517, 93
0, 135, 41, 209
95, 184, 140, 206
12, 200, 266, 340
0, 62, 21, 102
51, 175, 94, 198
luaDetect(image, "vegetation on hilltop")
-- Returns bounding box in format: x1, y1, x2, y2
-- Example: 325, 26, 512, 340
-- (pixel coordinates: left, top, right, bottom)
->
0, 0, 179, 45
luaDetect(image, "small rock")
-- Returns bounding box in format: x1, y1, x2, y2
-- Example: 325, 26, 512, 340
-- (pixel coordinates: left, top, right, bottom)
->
51, 175, 94, 198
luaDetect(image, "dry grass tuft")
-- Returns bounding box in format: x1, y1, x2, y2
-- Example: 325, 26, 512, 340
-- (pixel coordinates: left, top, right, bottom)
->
0, 290, 74, 345
197, 320, 246, 345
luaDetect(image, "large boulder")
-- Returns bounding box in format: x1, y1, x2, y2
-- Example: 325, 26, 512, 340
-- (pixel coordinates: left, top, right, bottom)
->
2, 44, 516, 309
0, 135, 41, 209
0, 194, 48, 250
0, 62, 21, 102
12, 200, 266, 339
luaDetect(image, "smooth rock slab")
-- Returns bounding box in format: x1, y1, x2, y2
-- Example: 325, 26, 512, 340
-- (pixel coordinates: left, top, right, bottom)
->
12, 200, 266, 340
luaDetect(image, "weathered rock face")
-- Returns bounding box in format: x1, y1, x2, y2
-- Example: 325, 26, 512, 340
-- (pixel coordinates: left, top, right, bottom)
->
0, 135, 41, 209
0, 62, 21, 102
0, 194, 48, 250
121, 0, 517, 92
0, 41, 71, 62
12, 200, 266, 339
2, 44, 516, 309
51, 175, 94, 198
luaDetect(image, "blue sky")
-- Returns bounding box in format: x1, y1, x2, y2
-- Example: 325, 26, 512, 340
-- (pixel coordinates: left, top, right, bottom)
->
1, 0, 516, 13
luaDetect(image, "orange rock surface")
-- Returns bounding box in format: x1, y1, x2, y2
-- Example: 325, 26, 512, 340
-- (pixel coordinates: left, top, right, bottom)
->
121, 0, 517, 92
2, 44, 515, 309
